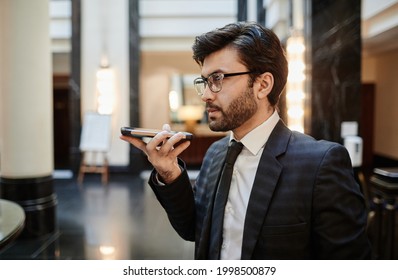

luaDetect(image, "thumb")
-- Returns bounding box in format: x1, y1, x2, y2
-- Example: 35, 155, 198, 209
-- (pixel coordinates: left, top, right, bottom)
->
162, 123, 171, 132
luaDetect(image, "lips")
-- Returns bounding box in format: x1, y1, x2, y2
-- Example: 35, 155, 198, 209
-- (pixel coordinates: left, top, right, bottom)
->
207, 107, 218, 113
206, 104, 221, 118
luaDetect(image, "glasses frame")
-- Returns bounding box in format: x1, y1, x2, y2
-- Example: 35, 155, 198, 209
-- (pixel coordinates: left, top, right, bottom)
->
193, 71, 253, 96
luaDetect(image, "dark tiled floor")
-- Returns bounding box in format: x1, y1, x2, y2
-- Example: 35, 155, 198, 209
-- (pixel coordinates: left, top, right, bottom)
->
0, 171, 194, 260
2, 170, 398, 260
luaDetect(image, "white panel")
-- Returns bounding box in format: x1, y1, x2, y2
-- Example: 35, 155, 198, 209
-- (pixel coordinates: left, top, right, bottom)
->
247, 0, 257, 22
140, 37, 196, 51
50, 0, 71, 18
140, 17, 236, 37
264, 0, 273, 6
50, 0, 71, 53
266, 0, 288, 29
140, 0, 236, 16
264, 0, 288, 39
50, 19, 71, 38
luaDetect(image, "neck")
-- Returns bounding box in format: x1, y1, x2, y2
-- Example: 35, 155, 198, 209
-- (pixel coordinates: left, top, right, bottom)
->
232, 106, 275, 140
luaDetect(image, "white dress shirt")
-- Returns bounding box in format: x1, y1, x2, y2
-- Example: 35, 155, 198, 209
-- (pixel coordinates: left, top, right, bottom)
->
220, 110, 280, 259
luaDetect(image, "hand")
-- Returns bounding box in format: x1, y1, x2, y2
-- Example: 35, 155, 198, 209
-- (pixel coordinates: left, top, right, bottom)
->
120, 124, 191, 184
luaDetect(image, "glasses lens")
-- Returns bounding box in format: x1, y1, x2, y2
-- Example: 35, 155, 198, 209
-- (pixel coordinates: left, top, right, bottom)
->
194, 78, 206, 95
208, 73, 224, 93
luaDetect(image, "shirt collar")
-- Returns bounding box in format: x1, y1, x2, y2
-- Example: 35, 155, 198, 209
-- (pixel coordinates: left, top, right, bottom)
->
230, 110, 280, 155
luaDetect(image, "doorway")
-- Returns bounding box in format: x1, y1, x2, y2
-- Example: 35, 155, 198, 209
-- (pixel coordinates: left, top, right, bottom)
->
53, 75, 71, 169
360, 83, 375, 175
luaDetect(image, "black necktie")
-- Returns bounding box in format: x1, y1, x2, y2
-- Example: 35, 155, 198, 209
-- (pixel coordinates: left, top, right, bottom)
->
208, 140, 244, 259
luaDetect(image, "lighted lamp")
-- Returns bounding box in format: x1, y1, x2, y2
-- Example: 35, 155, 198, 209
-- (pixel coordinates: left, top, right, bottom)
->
286, 31, 306, 133
177, 105, 204, 133
96, 66, 115, 115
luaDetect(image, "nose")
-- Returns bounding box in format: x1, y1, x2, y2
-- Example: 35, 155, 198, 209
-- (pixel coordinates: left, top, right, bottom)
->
200, 86, 215, 102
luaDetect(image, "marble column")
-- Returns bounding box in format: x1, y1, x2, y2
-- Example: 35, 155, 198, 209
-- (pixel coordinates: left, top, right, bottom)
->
69, 0, 82, 172
128, 0, 151, 173
237, 0, 248, 21
0, 0, 56, 237
308, 0, 361, 142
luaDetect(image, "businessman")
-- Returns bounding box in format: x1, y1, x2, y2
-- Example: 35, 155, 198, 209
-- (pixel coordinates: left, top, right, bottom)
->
121, 22, 371, 259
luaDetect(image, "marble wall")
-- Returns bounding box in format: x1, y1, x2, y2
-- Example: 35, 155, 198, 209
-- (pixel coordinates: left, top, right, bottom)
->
309, 0, 361, 142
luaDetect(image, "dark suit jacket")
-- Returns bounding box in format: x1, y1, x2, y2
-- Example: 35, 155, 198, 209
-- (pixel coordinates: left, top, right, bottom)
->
149, 120, 371, 259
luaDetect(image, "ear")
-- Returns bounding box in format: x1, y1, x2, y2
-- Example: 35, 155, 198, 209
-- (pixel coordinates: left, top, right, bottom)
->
256, 72, 274, 100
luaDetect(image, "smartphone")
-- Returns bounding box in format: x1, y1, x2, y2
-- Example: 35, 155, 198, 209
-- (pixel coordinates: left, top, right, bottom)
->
120, 127, 193, 140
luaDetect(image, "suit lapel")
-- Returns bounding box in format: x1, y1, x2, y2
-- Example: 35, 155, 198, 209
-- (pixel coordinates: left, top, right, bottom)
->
196, 137, 229, 259
241, 120, 291, 259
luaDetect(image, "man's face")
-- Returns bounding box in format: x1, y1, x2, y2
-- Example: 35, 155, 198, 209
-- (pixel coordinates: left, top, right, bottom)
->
200, 47, 258, 132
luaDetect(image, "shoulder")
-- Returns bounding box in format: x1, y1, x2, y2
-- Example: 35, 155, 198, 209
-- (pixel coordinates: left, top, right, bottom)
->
291, 130, 347, 153
269, 120, 347, 158
285, 131, 353, 172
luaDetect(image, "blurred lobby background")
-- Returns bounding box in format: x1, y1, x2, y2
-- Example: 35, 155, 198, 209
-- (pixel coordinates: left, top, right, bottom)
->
1, 0, 398, 259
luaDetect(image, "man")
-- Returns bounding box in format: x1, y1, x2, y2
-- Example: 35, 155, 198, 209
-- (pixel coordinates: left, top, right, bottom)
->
121, 22, 371, 259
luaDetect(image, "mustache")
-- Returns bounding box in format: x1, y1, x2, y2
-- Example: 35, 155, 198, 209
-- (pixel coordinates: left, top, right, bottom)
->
206, 103, 222, 111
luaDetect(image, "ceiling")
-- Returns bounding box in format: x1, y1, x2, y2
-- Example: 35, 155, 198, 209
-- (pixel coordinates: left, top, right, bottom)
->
361, 0, 398, 56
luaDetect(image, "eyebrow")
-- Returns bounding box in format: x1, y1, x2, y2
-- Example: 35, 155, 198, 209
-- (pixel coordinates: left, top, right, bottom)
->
201, 70, 223, 79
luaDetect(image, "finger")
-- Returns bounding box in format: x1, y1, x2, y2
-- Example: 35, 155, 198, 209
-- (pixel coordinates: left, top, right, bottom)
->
158, 132, 189, 154
162, 123, 171, 131
161, 124, 171, 146
146, 130, 171, 152
120, 135, 147, 152
170, 140, 191, 157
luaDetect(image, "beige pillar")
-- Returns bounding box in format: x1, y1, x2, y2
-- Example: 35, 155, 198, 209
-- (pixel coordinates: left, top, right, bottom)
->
0, 0, 56, 237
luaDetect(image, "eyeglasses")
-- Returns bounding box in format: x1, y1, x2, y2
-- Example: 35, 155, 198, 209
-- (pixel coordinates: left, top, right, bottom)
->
193, 71, 253, 96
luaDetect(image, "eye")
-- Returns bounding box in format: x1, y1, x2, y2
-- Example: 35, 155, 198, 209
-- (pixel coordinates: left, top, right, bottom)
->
211, 73, 224, 81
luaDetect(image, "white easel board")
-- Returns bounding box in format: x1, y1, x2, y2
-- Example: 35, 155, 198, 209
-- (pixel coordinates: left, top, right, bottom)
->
79, 112, 112, 152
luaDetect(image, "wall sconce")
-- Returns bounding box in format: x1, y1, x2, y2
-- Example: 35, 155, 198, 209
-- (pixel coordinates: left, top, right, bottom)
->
286, 31, 305, 133
177, 105, 204, 133
169, 90, 181, 123
96, 65, 115, 115
168, 74, 184, 123
169, 90, 180, 112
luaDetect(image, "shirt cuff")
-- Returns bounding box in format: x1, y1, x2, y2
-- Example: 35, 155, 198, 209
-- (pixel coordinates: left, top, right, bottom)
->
153, 165, 184, 186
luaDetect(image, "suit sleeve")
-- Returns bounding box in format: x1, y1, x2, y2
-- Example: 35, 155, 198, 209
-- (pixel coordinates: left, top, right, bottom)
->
148, 159, 196, 242
312, 143, 371, 259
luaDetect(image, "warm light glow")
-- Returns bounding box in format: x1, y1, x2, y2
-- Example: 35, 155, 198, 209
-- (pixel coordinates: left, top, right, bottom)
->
99, 245, 115, 255
177, 105, 204, 133
286, 32, 306, 133
286, 91, 305, 101
96, 67, 115, 115
288, 106, 304, 118
289, 124, 304, 133
178, 105, 204, 121
288, 61, 305, 82
286, 40, 305, 54
169, 90, 180, 112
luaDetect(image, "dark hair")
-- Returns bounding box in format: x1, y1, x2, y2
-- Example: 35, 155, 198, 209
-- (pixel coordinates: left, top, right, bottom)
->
192, 22, 288, 106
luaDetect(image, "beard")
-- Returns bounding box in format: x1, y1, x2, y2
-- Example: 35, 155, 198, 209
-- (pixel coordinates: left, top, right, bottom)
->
207, 86, 257, 132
